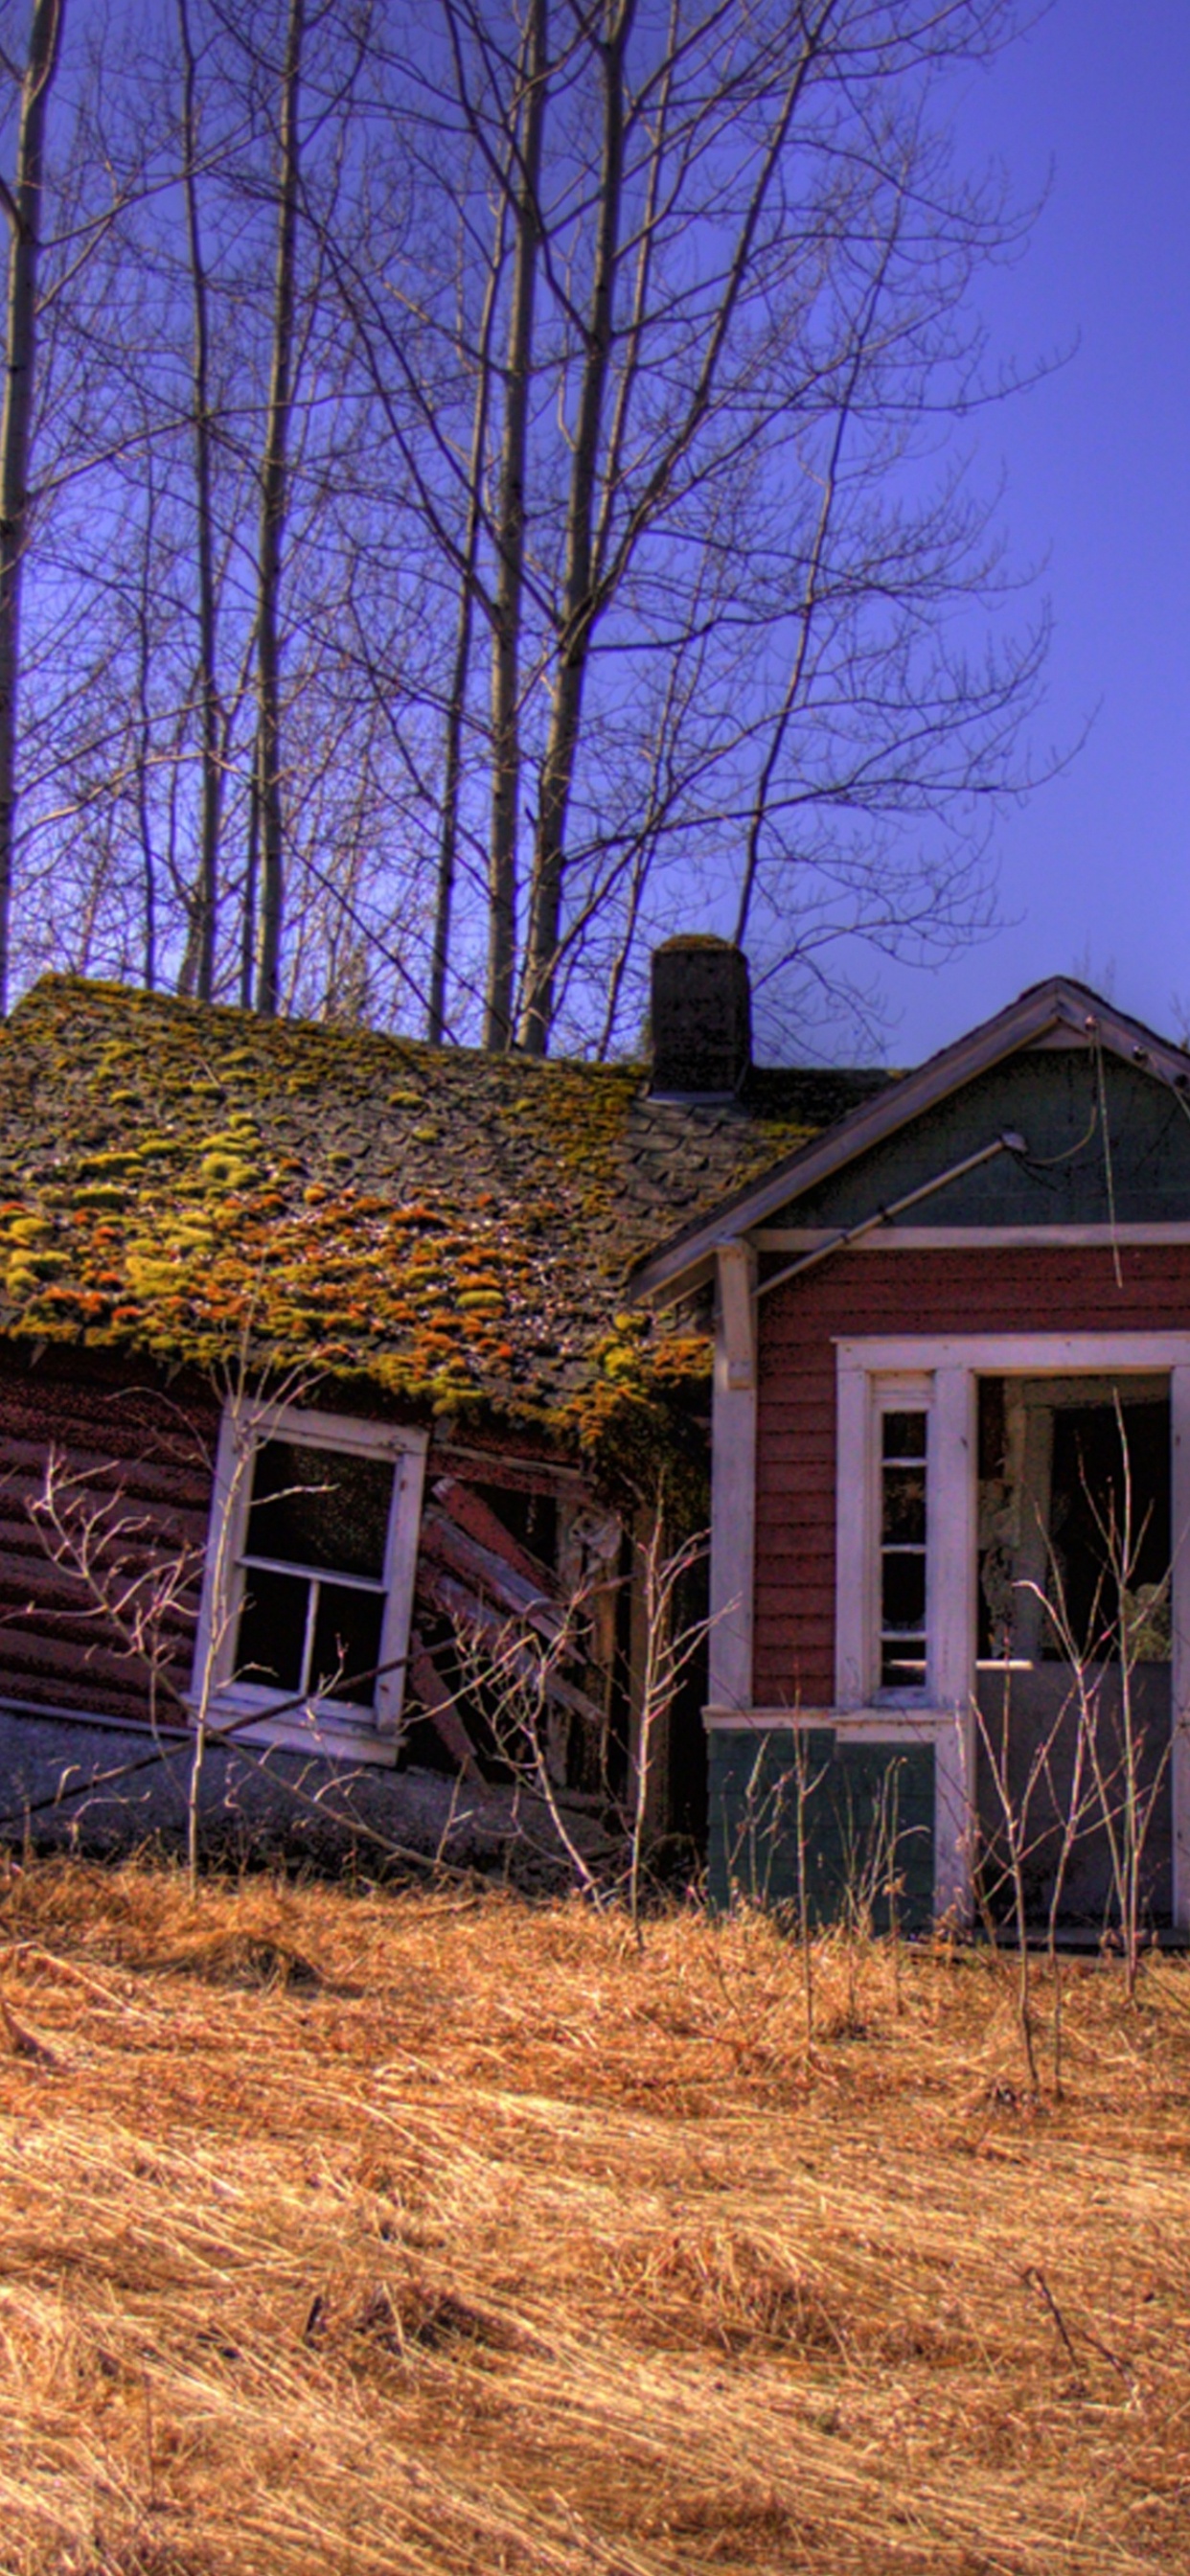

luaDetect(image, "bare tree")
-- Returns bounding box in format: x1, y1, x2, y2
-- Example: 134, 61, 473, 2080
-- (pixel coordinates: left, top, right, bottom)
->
481, 0, 548, 1048
176, 0, 223, 1000
428, 167, 510, 1044
0, 0, 64, 1014
348, 0, 1050, 1056
0, 0, 1051, 1053
250, 0, 305, 1016
515, 0, 632, 1055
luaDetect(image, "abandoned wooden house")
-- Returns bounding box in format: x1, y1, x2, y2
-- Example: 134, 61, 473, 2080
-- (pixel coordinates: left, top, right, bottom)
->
0, 947, 882, 1876
4, 948, 1190, 1927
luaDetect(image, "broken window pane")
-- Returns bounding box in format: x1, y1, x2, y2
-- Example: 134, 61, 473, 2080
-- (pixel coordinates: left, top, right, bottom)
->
237, 1565, 308, 1691
1047, 1401, 1169, 1660
976, 1377, 1170, 1667
246, 1439, 394, 1579
309, 1581, 385, 1706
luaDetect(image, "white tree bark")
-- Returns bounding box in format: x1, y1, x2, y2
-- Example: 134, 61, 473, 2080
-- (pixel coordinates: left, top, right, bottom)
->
252, 0, 305, 1018
0, 0, 65, 1016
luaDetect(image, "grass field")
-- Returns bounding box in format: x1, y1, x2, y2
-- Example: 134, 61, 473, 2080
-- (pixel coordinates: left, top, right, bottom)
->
0, 1856, 1188, 2575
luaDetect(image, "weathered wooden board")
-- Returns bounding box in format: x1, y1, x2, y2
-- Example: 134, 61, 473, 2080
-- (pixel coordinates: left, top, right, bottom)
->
0, 1348, 217, 1726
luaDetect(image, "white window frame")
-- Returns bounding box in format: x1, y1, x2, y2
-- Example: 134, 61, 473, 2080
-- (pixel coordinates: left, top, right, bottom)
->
835, 1333, 1190, 1926
192, 1400, 428, 1763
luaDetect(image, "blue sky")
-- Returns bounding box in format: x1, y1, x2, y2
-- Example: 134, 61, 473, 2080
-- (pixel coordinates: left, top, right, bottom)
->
873, 1, 1190, 1066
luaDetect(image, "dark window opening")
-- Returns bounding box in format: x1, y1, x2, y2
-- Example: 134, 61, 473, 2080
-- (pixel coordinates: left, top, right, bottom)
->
880, 1407, 927, 1689
238, 1439, 396, 1713
1046, 1401, 1169, 1660
977, 1378, 1170, 1667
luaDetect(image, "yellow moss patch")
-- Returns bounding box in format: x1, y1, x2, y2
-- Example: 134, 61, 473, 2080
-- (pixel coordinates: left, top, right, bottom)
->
198, 1153, 257, 1190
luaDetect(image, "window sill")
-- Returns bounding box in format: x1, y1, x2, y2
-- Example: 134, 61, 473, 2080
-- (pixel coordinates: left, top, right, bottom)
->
191, 1692, 400, 1768
704, 1705, 968, 1736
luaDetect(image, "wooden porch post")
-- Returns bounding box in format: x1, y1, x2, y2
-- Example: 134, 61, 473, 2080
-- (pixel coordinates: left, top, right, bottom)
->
708, 1242, 756, 1713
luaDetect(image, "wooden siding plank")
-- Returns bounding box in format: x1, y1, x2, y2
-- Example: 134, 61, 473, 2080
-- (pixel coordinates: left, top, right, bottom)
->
0, 1352, 215, 1727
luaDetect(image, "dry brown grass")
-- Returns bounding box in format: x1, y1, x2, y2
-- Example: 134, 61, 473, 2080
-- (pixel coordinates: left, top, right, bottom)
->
0, 1858, 1188, 2576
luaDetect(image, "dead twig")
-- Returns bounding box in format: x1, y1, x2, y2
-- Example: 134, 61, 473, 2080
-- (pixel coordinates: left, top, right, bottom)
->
0, 1988, 58, 2067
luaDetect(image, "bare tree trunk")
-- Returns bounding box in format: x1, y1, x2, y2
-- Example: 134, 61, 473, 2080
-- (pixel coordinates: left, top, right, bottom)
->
133, 467, 158, 990
240, 725, 261, 1008
253, 0, 304, 1019
0, 0, 64, 1017
482, 0, 547, 1053
429, 185, 509, 1045
517, 0, 630, 1056
177, 0, 221, 1003
516, 3, 831, 1053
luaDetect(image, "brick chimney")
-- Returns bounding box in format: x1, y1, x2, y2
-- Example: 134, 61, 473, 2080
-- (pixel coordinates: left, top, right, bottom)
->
650, 935, 751, 1096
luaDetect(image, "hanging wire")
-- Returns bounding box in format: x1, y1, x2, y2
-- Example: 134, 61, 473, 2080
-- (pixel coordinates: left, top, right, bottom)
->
1019, 1092, 1099, 1168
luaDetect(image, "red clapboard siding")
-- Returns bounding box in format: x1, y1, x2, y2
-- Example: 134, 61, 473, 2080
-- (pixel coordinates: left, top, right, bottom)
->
0, 1348, 218, 1725
753, 1241, 1190, 1707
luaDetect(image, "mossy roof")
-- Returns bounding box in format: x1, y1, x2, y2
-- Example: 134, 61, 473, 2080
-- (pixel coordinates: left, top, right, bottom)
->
0, 977, 886, 1477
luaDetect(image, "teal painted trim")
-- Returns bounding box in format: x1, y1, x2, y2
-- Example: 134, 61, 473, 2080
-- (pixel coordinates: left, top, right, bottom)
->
769, 1054, 1190, 1232
708, 1728, 935, 1929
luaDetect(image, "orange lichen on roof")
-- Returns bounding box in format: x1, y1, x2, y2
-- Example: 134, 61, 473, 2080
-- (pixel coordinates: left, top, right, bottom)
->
0, 977, 881, 1482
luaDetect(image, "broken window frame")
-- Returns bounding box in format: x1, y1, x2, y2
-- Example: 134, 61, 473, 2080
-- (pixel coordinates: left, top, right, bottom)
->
192, 1401, 427, 1760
